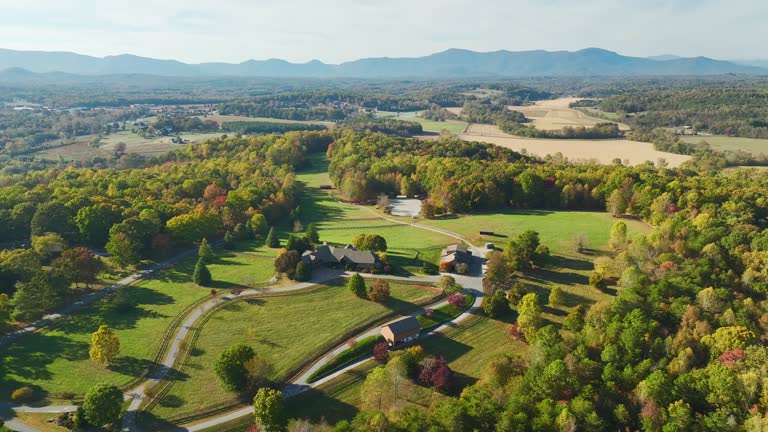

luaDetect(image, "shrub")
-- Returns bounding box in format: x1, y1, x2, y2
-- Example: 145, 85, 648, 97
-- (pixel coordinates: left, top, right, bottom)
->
448, 293, 466, 308
347, 273, 366, 297
373, 342, 390, 363
11, 386, 35, 403
368, 279, 391, 303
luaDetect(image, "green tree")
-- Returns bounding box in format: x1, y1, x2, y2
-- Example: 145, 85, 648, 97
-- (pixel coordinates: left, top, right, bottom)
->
82, 383, 122, 427
294, 261, 310, 282
274, 250, 301, 279
253, 388, 287, 432
215, 343, 256, 392
223, 230, 234, 249
198, 237, 215, 262
0, 293, 12, 332
306, 223, 320, 244
11, 270, 70, 321
166, 212, 220, 245
106, 231, 142, 267
484, 290, 510, 318
564, 304, 586, 332
31, 232, 66, 261
352, 234, 388, 252
89, 325, 120, 365
348, 273, 366, 297
517, 293, 542, 342
74, 204, 119, 247
547, 286, 564, 307
193, 258, 212, 286
30, 202, 73, 237
266, 227, 280, 248
250, 214, 268, 238
609, 221, 628, 251
438, 275, 461, 294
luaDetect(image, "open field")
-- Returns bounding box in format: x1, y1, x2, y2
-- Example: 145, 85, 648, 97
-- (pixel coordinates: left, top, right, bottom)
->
0, 242, 275, 402
681, 135, 768, 156
296, 155, 457, 274
148, 280, 441, 422
460, 124, 690, 167
202, 114, 334, 127
375, 110, 468, 134
34, 131, 221, 162
508, 97, 631, 131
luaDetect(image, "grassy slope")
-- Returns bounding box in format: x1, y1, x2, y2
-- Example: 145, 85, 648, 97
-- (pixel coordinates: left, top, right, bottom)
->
0, 242, 275, 402
375, 110, 468, 134
149, 280, 440, 422
681, 135, 768, 155
295, 155, 455, 274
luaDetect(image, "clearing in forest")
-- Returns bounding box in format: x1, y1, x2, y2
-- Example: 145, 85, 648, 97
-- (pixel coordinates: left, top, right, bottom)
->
508, 97, 631, 131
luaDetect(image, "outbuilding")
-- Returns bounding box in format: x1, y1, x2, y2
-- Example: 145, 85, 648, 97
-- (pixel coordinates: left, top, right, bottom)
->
380, 316, 421, 347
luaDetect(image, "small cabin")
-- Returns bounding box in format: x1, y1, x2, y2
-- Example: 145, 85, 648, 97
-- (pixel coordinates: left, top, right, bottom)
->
380, 316, 421, 347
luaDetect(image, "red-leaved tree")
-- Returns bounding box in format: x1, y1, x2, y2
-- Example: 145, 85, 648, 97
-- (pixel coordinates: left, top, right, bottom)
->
372, 342, 390, 363
447, 293, 466, 308
418, 356, 453, 391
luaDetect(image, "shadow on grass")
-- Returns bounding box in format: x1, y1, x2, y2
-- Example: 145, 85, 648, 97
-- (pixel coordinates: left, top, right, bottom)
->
135, 410, 185, 432
109, 357, 189, 381
285, 386, 359, 424
550, 254, 594, 271
0, 333, 90, 391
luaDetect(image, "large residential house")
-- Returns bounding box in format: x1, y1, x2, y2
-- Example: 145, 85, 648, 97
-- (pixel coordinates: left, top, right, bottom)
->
302, 244, 380, 270
439, 244, 472, 271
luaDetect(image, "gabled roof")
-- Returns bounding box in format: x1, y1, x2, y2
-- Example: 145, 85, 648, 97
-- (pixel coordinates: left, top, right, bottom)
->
382, 316, 421, 338
442, 244, 469, 256
303, 244, 378, 266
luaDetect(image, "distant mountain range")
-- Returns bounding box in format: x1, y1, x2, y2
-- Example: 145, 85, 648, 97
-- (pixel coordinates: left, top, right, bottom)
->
0, 47, 765, 79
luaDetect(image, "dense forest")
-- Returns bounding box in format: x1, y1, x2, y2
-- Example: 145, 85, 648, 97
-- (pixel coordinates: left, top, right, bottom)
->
599, 89, 768, 139
323, 131, 768, 432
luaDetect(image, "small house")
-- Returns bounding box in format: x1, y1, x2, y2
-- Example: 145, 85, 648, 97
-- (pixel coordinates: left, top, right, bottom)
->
440, 244, 472, 272
380, 316, 421, 347
301, 244, 380, 270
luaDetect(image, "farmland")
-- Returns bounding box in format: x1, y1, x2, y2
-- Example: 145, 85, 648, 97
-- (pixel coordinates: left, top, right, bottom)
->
375, 110, 468, 134
681, 135, 768, 156
202, 114, 334, 128
508, 97, 631, 131
460, 123, 690, 166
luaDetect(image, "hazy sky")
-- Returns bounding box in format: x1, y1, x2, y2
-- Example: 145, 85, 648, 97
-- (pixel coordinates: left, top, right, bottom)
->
0, 0, 765, 63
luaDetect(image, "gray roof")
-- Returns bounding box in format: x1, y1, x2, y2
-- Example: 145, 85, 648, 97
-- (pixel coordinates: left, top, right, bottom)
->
304, 244, 377, 266
442, 243, 470, 256
383, 316, 421, 337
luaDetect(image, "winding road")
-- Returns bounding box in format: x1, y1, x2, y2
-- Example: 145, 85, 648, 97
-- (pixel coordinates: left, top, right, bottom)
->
3, 205, 487, 432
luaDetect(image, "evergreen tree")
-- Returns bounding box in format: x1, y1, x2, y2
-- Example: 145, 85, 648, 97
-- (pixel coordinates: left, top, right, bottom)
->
198, 238, 215, 262
306, 223, 320, 244
193, 258, 212, 286
223, 230, 234, 249
294, 261, 310, 282
266, 227, 280, 248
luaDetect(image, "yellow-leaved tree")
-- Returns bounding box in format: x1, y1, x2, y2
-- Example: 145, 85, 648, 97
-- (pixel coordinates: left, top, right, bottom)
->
89, 325, 120, 365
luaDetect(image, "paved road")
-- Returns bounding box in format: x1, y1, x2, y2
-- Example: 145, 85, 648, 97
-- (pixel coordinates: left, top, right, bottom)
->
5, 201, 488, 432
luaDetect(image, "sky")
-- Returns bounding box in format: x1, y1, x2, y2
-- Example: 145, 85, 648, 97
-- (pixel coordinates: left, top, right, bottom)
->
0, 0, 766, 63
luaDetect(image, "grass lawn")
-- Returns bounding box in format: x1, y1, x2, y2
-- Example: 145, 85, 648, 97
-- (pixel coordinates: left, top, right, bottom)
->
419, 210, 649, 254
99, 131, 222, 157
375, 110, 468, 134
293, 155, 456, 274
0, 241, 275, 403
681, 135, 768, 156
148, 280, 441, 423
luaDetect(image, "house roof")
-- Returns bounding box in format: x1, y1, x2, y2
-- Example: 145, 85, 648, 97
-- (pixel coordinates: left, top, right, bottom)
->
382, 316, 421, 338
442, 244, 470, 257
303, 244, 378, 266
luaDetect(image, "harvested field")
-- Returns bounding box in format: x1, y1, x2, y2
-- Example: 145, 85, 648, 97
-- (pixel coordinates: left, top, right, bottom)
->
509, 97, 630, 131
460, 124, 690, 167
445, 107, 463, 116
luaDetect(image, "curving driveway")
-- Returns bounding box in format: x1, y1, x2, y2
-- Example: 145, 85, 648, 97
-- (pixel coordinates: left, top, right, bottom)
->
4, 203, 487, 432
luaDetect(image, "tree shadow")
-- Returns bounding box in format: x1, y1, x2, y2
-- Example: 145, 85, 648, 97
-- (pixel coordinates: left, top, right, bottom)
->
158, 394, 185, 408
549, 254, 594, 271
285, 386, 359, 425
418, 333, 473, 363
109, 357, 189, 381
135, 410, 185, 432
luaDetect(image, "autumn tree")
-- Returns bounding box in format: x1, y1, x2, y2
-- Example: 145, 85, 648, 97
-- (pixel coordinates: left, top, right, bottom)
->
438, 275, 461, 294
547, 286, 564, 307
352, 233, 388, 252
609, 221, 628, 251
53, 247, 102, 288
253, 388, 287, 432
368, 279, 391, 303
517, 293, 542, 342
89, 325, 120, 365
